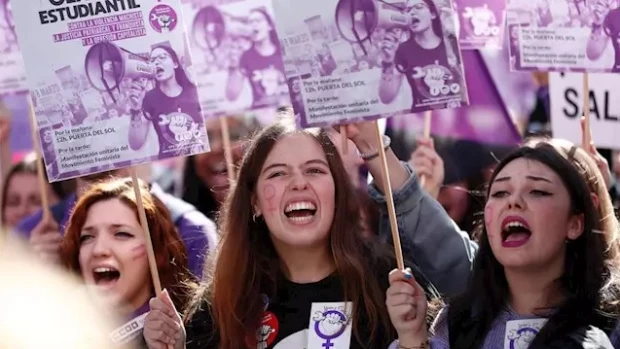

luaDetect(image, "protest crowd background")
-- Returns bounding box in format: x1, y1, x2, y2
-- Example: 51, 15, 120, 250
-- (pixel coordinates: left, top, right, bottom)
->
2, 0, 620, 348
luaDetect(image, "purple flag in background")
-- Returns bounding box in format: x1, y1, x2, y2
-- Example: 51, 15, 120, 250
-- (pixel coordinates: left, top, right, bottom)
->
506, 0, 620, 73
182, 0, 290, 117
11, 0, 210, 182
272, 0, 469, 128
388, 50, 522, 146
0, 0, 27, 95
453, 0, 506, 50
2, 93, 33, 162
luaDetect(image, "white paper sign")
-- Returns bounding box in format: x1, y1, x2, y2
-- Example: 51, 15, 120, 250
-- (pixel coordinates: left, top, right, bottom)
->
307, 302, 353, 349
549, 72, 620, 150
504, 318, 547, 349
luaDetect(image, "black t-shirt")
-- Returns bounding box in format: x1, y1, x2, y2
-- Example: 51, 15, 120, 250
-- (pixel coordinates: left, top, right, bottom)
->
239, 47, 287, 109
185, 254, 439, 349
142, 85, 203, 157
394, 37, 459, 112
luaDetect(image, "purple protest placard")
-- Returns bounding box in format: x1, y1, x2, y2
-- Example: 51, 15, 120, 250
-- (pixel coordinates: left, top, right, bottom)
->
388, 50, 522, 146
272, 0, 469, 128
507, 0, 620, 73
0, 0, 27, 95
11, 0, 210, 182
182, 0, 290, 117
453, 0, 505, 50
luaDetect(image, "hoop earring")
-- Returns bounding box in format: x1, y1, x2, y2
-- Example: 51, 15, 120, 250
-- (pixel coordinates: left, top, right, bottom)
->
252, 212, 261, 222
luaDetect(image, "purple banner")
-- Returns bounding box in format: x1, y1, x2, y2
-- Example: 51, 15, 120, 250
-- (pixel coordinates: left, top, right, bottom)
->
388, 50, 522, 146
0, 0, 27, 95
2, 93, 33, 162
454, 0, 505, 50
11, 0, 210, 182
272, 0, 469, 128
182, 0, 290, 117
507, 0, 620, 73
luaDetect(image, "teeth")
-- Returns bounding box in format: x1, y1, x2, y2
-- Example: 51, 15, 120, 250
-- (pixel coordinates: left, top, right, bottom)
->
503, 222, 527, 230
94, 267, 116, 273
285, 201, 316, 213
289, 216, 314, 224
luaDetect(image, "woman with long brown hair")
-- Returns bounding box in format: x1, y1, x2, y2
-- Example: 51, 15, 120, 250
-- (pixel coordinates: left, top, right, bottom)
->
63, 178, 195, 349
143, 115, 439, 349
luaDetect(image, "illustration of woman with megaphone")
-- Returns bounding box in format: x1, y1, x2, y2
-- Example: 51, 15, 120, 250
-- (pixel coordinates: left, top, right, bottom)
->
225, 8, 288, 109
127, 44, 205, 157
585, 0, 620, 71
378, 0, 463, 112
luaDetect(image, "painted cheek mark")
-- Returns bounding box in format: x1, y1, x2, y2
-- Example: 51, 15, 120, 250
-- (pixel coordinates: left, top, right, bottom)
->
130, 244, 147, 261
263, 184, 277, 213
484, 205, 493, 229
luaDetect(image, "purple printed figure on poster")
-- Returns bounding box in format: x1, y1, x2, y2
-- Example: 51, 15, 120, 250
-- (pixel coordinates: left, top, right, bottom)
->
272, 0, 469, 128
506, 0, 620, 73
453, 0, 506, 50
183, 0, 289, 117
11, 0, 210, 182
0, 0, 27, 95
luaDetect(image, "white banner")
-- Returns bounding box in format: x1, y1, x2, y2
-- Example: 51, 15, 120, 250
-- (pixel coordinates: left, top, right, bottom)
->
549, 72, 620, 150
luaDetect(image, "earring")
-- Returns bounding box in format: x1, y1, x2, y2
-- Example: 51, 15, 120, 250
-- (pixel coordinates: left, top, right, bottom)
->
253, 212, 261, 222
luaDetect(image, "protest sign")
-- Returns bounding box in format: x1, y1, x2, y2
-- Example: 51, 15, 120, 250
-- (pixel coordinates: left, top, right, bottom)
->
388, 50, 521, 148
453, 0, 505, 50
0, 0, 27, 95
549, 72, 620, 149
506, 0, 620, 73
182, 0, 289, 116
272, 0, 469, 128
2, 93, 33, 162
11, 0, 210, 182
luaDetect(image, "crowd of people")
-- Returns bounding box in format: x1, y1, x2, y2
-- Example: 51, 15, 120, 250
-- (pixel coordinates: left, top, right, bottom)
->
0, 99, 619, 349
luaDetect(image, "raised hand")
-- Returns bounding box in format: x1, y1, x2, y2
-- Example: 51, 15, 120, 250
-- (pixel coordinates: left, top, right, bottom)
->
386, 268, 429, 346
410, 138, 444, 199
144, 290, 185, 349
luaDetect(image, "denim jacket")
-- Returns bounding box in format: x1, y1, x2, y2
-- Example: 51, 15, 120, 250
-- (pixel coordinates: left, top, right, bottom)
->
368, 162, 478, 297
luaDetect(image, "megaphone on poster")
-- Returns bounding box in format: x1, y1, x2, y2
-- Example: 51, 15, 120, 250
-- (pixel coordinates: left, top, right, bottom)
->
84, 42, 155, 98
335, 0, 410, 46
191, 5, 252, 50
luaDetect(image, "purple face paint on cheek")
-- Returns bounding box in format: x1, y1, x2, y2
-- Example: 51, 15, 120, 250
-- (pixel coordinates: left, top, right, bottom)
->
263, 184, 277, 212
484, 205, 493, 229
130, 244, 147, 261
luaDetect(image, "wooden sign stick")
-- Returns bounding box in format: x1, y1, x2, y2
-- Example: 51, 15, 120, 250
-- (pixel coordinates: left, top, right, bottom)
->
27, 98, 51, 223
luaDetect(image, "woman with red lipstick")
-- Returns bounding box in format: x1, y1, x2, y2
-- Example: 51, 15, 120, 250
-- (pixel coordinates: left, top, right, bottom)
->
62, 178, 195, 349
143, 114, 440, 349
387, 138, 620, 349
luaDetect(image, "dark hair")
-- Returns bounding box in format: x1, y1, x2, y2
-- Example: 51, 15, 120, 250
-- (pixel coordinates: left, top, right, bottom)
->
62, 178, 195, 310
249, 8, 280, 50
150, 45, 195, 90
448, 139, 620, 348
181, 157, 220, 221
185, 110, 394, 349
419, 0, 445, 40
1, 153, 75, 222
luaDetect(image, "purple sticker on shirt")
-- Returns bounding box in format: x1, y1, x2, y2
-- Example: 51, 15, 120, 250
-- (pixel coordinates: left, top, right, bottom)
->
149, 4, 178, 33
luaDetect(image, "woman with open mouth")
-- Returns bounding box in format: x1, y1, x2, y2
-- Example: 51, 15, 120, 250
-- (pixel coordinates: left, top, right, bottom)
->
62, 178, 195, 349
127, 44, 207, 158
387, 138, 620, 349
142, 110, 441, 349
378, 0, 463, 113
224, 8, 288, 110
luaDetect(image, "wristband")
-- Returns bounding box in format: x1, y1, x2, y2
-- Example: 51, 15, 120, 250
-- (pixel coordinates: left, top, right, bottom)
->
359, 135, 391, 161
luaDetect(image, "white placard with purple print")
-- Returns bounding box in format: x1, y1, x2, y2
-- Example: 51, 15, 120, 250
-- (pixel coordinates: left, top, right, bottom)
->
11, 0, 210, 182
308, 302, 353, 349
181, 0, 290, 117
0, 0, 27, 95
453, 0, 506, 50
506, 0, 620, 73
272, 0, 469, 128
